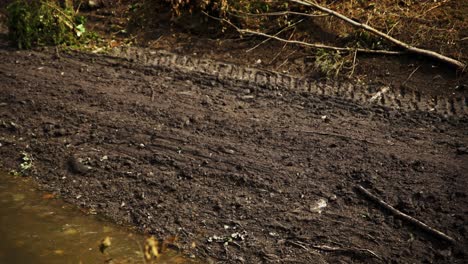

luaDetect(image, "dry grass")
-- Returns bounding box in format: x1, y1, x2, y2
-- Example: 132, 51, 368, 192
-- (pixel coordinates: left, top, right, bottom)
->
320, 0, 466, 60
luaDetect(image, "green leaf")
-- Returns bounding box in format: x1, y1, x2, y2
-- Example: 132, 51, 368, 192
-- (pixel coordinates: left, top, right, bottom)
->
76, 24, 85, 37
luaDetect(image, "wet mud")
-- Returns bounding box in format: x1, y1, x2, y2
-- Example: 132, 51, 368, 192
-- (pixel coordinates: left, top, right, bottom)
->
0, 43, 467, 263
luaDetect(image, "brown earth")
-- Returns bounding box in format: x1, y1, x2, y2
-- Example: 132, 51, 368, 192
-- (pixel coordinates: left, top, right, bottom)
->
1, 2, 468, 263
1, 29, 468, 263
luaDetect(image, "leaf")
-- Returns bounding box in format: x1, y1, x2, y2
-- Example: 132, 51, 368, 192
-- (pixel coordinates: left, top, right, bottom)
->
144, 236, 160, 260
42, 193, 56, 200
54, 249, 65, 255
63, 228, 78, 235
75, 24, 85, 37
99, 236, 112, 253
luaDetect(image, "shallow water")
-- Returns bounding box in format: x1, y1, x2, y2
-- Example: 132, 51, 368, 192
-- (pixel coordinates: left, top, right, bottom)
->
0, 173, 195, 264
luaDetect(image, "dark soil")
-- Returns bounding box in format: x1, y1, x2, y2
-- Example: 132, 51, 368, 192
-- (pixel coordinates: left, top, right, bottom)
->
1, 2, 468, 262
1, 31, 468, 263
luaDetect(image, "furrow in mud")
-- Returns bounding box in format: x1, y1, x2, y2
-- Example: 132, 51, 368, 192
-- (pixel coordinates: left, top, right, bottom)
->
109, 47, 467, 117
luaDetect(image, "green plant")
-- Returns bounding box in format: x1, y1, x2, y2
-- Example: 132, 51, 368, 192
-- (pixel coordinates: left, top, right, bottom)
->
10, 151, 33, 176
314, 49, 345, 78
6, 0, 88, 49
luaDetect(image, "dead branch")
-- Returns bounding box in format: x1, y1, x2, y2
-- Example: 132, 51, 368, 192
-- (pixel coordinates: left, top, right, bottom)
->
357, 185, 457, 244
289, 0, 466, 70
311, 244, 381, 260
270, 28, 296, 64
240, 29, 403, 55
285, 241, 331, 264
246, 19, 304, 53
202, 11, 403, 56
348, 49, 358, 77
402, 65, 421, 86
234, 10, 328, 18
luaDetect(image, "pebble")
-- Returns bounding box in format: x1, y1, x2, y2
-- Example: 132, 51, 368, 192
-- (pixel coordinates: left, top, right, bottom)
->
67, 156, 90, 174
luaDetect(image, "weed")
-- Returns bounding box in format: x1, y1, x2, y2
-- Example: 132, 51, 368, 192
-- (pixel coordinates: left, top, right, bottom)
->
10, 151, 33, 176
6, 0, 90, 49
314, 49, 345, 78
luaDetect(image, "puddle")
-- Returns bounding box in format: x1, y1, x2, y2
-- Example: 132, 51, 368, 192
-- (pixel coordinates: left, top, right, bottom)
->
0, 172, 199, 264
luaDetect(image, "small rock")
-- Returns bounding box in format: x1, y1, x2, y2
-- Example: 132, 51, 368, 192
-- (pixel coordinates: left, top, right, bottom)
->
321, 115, 330, 123
54, 128, 66, 137
454, 84, 465, 91
201, 96, 213, 106
328, 194, 337, 201
456, 147, 467, 155
310, 198, 327, 213
67, 156, 90, 174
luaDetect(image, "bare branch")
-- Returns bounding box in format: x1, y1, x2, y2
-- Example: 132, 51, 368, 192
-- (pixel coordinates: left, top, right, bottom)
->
234, 10, 328, 18
357, 185, 457, 245
246, 19, 304, 53
311, 244, 381, 260
239, 29, 403, 55
289, 0, 466, 70
203, 11, 403, 56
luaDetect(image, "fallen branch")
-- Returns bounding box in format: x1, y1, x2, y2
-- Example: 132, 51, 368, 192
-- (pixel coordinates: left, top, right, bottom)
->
246, 19, 304, 53
357, 185, 457, 244
348, 49, 358, 77
311, 244, 381, 260
202, 11, 403, 56
289, 0, 466, 70
240, 29, 403, 55
234, 10, 328, 18
402, 65, 421, 86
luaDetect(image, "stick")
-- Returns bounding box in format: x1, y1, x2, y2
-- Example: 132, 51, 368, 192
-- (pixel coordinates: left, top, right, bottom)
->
356, 185, 456, 244
402, 65, 421, 86
246, 19, 304, 53
289, 0, 466, 70
202, 11, 402, 56
239, 29, 403, 55
348, 49, 358, 78
270, 29, 296, 65
234, 10, 328, 18
311, 244, 381, 259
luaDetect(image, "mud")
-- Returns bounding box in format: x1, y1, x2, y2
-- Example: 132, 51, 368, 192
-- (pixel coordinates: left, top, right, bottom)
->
1, 41, 467, 263
111, 47, 468, 117
0, 172, 196, 264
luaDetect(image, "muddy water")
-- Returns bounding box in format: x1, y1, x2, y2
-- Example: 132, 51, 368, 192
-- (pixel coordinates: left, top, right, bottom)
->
0, 173, 194, 264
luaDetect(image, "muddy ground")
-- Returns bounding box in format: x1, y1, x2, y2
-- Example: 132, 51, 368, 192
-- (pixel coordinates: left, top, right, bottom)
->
1, 29, 468, 263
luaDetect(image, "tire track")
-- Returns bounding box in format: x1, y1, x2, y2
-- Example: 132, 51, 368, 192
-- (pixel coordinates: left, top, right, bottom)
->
109, 47, 467, 117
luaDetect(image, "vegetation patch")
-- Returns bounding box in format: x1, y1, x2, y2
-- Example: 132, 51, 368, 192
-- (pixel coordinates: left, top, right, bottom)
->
9, 151, 33, 176
6, 0, 91, 49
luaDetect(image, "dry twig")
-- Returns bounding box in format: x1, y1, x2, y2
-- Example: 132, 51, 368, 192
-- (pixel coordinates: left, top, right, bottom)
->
289, 0, 466, 70
357, 185, 457, 244
348, 49, 358, 78
235, 10, 328, 18
311, 244, 381, 260
240, 29, 403, 55
246, 19, 304, 53
202, 11, 403, 56
402, 65, 421, 86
